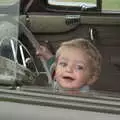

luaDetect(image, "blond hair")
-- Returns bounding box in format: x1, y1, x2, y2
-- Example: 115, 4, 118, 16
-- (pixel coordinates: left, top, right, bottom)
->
55, 38, 102, 84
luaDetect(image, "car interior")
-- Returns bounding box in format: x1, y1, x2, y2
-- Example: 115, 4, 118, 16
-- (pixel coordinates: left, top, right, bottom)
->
19, 0, 120, 92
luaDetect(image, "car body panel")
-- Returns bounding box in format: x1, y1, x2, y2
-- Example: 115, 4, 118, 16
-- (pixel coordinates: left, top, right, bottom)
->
0, 87, 120, 116
0, 101, 119, 120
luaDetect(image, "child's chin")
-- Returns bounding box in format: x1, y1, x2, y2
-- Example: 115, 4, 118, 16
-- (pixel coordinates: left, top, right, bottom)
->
61, 83, 81, 89
62, 86, 80, 91
58, 79, 78, 88
60, 83, 76, 89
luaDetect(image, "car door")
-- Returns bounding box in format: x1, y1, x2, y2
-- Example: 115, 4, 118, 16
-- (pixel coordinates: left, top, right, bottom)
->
19, 0, 120, 92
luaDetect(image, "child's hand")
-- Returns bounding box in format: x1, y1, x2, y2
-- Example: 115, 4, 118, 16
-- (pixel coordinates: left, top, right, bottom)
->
36, 45, 53, 61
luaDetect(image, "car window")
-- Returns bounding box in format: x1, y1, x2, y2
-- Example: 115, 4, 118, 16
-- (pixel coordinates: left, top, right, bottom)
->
48, 0, 96, 6
0, 37, 37, 72
0, 38, 14, 60
16, 40, 37, 72
48, 0, 120, 12
0, 0, 18, 6
102, 0, 120, 11
0, 0, 20, 62
48, 0, 97, 11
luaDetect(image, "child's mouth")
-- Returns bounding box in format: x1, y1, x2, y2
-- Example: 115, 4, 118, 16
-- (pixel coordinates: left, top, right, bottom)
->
63, 76, 74, 81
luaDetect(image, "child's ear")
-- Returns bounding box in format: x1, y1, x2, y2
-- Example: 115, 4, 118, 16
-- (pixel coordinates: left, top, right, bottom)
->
87, 75, 97, 85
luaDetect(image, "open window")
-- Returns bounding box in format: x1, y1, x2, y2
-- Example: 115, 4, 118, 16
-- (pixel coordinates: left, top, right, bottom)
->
46, 0, 102, 12
46, 0, 120, 14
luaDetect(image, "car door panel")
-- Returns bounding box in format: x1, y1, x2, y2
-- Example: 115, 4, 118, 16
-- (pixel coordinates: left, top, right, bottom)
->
20, 14, 80, 33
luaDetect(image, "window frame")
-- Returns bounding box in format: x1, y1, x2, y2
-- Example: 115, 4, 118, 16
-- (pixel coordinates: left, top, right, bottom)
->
45, 0, 101, 13
44, 0, 120, 15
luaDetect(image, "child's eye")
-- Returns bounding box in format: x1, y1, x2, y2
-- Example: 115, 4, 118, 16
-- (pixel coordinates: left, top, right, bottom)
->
58, 62, 67, 67
75, 65, 83, 71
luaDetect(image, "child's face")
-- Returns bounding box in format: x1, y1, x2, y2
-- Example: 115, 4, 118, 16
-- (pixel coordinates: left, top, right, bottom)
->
55, 47, 91, 89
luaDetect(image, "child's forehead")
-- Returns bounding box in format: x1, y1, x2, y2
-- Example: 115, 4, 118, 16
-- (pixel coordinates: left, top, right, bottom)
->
58, 46, 87, 57
57, 46, 91, 63
58, 51, 89, 64
58, 56, 86, 64
60, 46, 83, 53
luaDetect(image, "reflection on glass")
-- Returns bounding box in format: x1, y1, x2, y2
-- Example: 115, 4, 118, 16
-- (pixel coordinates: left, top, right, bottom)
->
0, 0, 18, 6
49, 0, 96, 3
102, 0, 120, 10
48, 0, 96, 7
48, 0, 120, 11
0, 38, 14, 60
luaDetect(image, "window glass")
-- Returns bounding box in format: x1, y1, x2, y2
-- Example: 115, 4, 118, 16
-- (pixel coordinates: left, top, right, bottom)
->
0, 38, 14, 60
49, 0, 96, 3
102, 0, 120, 11
63, 0, 96, 3
48, 0, 96, 6
16, 41, 37, 72
0, 0, 20, 59
0, 0, 18, 6
48, 0, 120, 11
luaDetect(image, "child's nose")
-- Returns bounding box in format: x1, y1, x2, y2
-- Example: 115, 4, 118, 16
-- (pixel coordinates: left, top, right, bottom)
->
66, 65, 73, 72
